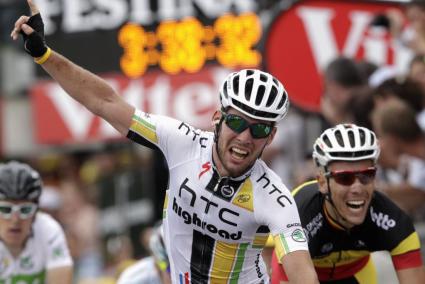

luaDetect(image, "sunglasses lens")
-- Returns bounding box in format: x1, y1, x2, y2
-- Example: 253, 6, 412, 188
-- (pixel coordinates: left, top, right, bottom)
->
224, 113, 272, 139
0, 206, 12, 217
330, 168, 376, 186
251, 124, 272, 138
225, 115, 247, 133
333, 173, 356, 186
357, 169, 376, 185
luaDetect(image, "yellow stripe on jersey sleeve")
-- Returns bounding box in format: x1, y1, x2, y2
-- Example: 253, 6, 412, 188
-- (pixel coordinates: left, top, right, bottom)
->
130, 115, 158, 143
232, 179, 253, 212
274, 234, 290, 262
391, 231, 421, 256
291, 180, 317, 196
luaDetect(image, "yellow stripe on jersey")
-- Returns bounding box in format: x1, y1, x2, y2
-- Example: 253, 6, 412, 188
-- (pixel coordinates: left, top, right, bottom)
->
274, 234, 291, 261
313, 250, 370, 268
232, 179, 253, 212
162, 191, 168, 219
130, 115, 158, 143
252, 234, 268, 249
354, 256, 378, 284
210, 241, 239, 283
391, 231, 421, 256
292, 180, 317, 196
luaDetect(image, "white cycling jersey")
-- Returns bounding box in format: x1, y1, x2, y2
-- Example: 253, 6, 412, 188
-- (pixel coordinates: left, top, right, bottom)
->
127, 110, 308, 284
0, 212, 73, 283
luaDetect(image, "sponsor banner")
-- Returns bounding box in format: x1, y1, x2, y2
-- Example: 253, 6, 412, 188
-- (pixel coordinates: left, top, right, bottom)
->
264, 0, 412, 112
30, 66, 228, 145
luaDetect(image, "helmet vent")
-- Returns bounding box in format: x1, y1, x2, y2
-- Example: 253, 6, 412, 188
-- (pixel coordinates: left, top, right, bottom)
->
359, 129, 366, 145
277, 91, 286, 109
272, 78, 279, 85
233, 76, 239, 95
256, 85, 265, 106
246, 78, 254, 100
266, 86, 277, 107
348, 130, 355, 147
334, 130, 344, 147
315, 145, 325, 156
247, 69, 254, 76
223, 82, 229, 98
260, 73, 268, 82
370, 134, 375, 146
323, 134, 332, 148
331, 150, 374, 159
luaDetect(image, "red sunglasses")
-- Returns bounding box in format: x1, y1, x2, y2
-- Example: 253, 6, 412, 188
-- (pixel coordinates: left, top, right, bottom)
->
325, 167, 377, 186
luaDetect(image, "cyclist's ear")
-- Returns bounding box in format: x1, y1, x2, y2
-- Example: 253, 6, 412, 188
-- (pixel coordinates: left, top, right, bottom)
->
317, 174, 328, 194
211, 110, 221, 126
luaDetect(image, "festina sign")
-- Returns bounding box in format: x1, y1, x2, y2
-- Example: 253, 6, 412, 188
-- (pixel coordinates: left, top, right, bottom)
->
264, 0, 412, 112
34, 0, 257, 35
30, 67, 228, 145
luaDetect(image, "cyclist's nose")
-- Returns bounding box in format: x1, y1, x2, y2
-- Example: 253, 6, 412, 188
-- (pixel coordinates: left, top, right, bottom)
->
236, 127, 253, 140
349, 178, 365, 192
9, 211, 21, 222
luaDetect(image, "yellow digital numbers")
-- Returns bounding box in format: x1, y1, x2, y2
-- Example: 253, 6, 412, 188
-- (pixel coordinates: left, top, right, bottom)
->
215, 13, 261, 68
157, 18, 205, 74
118, 24, 149, 78
118, 13, 261, 77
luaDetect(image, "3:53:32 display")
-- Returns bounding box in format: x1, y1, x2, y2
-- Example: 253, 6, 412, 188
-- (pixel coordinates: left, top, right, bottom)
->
118, 13, 262, 77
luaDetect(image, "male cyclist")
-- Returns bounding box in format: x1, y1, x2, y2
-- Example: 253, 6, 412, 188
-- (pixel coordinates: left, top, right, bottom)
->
10, 1, 318, 283
271, 124, 425, 283
117, 224, 171, 284
0, 161, 73, 283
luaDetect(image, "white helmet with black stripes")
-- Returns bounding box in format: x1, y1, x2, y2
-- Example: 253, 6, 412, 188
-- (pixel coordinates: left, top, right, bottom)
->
219, 69, 289, 122
313, 124, 380, 167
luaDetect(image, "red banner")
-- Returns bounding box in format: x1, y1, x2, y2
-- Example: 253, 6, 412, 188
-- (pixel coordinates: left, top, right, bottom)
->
31, 66, 229, 145
264, 0, 411, 112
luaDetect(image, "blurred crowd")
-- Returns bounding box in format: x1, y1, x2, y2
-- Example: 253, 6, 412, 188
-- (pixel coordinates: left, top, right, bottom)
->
4, 0, 425, 283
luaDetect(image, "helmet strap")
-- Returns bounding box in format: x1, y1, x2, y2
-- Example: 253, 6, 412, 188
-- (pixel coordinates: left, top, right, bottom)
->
324, 168, 351, 231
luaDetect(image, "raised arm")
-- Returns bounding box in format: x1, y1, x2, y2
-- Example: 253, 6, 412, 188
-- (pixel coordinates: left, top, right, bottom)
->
10, 0, 134, 135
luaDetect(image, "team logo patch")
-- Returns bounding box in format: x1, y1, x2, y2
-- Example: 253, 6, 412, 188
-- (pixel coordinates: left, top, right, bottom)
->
237, 194, 251, 203
20, 256, 34, 270
221, 185, 235, 197
291, 229, 307, 242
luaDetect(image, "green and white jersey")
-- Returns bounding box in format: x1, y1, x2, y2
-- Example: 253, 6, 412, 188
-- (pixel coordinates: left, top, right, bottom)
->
127, 110, 308, 284
0, 212, 73, 283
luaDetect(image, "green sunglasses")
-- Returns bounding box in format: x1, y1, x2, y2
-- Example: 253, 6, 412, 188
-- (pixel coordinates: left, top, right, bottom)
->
222, 112, 273, 139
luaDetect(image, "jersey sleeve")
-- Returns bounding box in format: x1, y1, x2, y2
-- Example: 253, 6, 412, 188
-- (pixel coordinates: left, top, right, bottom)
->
127, 109, 207, 168
372, 193, 423, 270
39, 214, 73, 269
255, 169, 309, 262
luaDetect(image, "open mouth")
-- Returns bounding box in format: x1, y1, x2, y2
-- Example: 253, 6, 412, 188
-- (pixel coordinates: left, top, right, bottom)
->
346, 200, 365, 210
230, 147, 248, 160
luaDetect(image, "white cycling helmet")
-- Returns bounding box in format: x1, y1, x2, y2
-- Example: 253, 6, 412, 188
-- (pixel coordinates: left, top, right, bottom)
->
313, 124, 380, 167
219, 69, 289, 122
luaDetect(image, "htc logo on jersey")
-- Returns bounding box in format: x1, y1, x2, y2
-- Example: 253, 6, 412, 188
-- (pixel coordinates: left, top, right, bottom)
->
370, 207, 396, 230
173, 178, 243, 240
173, 197, 242, 240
